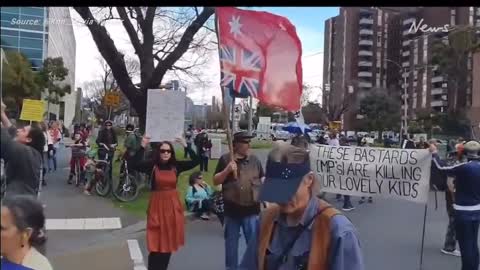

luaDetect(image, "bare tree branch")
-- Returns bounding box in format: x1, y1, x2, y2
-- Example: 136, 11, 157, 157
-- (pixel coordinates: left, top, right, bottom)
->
116, 7, 143, 57
148, 7, 215, 88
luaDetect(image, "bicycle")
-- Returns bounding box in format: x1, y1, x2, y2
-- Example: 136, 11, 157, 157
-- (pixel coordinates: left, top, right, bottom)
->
66, 144, 86, 187
94, 143, 116, 197
113, 155, 140, 202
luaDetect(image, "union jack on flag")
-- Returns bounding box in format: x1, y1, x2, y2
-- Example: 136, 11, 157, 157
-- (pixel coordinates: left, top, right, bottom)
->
216, 7, 303, 111
220, 44, 262, 98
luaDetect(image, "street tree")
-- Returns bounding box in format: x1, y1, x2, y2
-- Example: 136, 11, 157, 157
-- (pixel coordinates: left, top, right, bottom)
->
83, 57, 140, 121
431, 27, 479, 112
301, 102, 324, 124
37, 57, 71, 119
2, 51, 42, 114
357, 88, 401, 132
73, 7, 216, 130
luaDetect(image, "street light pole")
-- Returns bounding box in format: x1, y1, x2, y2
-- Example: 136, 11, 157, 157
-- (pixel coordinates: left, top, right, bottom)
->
402, 67, 408, 137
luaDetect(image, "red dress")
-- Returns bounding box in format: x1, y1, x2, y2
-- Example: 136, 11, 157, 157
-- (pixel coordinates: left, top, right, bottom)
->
147, 167, 185, 253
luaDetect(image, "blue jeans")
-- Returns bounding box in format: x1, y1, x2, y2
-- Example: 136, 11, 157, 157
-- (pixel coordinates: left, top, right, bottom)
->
455, 210, 480, 270
224, 214, 259, 269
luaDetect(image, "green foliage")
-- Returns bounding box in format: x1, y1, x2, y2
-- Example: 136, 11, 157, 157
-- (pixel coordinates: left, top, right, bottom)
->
431, 28, 479, 111
2, 51, 42, 109
357, 89, 401, 132
37, 57, 71, 104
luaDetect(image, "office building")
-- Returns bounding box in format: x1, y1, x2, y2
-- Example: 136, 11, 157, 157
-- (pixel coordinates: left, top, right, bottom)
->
323, 7, 480, 131
471, 51, 480, 137
0, 7, 77, 126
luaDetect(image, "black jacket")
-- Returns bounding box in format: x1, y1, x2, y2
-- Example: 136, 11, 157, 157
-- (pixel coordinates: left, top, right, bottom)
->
1, 128, 42, 197
96, 128, 118, 148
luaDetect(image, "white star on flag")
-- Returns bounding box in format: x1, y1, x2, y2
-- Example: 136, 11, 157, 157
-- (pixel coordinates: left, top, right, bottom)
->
229, 15, 242, 38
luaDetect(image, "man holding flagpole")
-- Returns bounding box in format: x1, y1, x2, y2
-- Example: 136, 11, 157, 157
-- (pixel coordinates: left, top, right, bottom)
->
215, 6, 304, 269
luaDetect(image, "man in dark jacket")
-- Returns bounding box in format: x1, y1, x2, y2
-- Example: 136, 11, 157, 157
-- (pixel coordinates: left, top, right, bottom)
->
1, 102, 44, 198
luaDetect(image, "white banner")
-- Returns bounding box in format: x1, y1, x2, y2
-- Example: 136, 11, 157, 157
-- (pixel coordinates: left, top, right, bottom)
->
310, 145, 432, 204
146, 89, 185, 142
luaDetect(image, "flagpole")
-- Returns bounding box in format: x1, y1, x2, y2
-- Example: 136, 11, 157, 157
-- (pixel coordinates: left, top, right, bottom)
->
214, 8, 237, 179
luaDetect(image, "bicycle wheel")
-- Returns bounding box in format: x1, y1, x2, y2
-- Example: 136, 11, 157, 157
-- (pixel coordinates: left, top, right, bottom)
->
113, 173, 140, 202
95, 166, 111, 197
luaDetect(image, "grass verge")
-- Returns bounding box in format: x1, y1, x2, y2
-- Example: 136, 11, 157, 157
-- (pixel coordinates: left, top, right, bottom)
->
111, 147, 219, 217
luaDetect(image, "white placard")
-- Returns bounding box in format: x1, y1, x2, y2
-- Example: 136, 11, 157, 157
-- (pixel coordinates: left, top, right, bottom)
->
210, 138, 222, 160
310, 144, 432, 204
145, 89, 186, 142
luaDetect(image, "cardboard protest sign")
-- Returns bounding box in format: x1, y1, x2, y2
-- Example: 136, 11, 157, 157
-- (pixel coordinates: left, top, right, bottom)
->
145, 89, 185, 142
19, 99, 45, 122
310, 144, 432, 204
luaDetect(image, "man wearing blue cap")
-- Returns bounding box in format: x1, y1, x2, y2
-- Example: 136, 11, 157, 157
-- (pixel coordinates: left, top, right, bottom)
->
240, 143, 364, 270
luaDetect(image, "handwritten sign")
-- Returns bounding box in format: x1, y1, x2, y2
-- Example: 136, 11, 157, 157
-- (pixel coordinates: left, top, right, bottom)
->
310, 144, 432, 204
19, 99, 45, 122
145, 89, 185, 142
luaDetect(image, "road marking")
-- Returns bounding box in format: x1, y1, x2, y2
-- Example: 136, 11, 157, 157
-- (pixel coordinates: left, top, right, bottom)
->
46, 217, 122, 230
127, 239, 147, 270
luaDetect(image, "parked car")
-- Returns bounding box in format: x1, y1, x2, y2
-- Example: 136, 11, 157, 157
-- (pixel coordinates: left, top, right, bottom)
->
271, 124, 291, 141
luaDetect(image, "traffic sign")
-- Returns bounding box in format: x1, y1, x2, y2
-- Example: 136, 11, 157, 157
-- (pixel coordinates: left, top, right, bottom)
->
104, 92, 120, 107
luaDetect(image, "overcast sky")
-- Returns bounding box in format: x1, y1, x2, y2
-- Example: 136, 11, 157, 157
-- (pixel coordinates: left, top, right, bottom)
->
70, 7, 338, 105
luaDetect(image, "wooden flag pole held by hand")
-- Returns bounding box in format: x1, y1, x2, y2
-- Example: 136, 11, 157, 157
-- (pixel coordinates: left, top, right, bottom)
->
214, 9, 237, 179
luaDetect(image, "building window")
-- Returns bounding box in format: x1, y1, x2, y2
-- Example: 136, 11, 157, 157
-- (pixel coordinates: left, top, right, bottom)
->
19, 7, 44, 17
378, 10, 382, 26
0, 35, 19, 47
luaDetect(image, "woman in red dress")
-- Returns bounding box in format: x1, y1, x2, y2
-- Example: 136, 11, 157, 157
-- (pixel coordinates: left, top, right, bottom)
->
130, 136, 200, 270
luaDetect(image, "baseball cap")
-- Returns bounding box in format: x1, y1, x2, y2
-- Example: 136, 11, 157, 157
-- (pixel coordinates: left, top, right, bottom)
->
258, 144, 312, 204
233, 131, 254, 143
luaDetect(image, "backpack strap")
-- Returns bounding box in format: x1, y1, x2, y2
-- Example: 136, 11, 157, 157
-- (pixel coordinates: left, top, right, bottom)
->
258, 204, 280, 270
308, 199, 341, 270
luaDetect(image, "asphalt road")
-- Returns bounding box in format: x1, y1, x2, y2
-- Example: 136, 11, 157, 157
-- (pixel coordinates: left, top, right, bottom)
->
41, 143, 467, 270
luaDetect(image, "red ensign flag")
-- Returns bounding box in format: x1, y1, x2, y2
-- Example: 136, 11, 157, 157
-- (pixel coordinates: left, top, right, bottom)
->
216, 7, 303, 111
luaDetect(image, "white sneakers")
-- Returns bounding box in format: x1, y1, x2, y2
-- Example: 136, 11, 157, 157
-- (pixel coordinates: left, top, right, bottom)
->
441, 248, 461, 257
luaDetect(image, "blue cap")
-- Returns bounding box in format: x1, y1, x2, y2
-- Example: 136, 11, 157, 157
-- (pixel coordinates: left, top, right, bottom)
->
258, 160, 311, 204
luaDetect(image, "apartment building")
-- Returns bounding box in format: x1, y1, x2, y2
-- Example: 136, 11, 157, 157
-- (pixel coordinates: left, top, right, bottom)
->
323, 7, 401, 130
323, 6, 480, 131
398, 7, 480, 122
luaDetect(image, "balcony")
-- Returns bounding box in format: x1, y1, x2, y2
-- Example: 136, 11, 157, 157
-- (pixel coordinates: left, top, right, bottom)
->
359, 18, 374, 25
358, 82, 373, 88
359, 29, 374, 35
431, 88, 447, 95
359, 50, 373, 56
402, 40, 411, 47
402, 61, 410, 67
431, 100, 448, 107
359, 39, 374, 46
403, 18, 416, 25
358, 61, 373, 67
402, 51, 410, 57
358, 71, 373, 77
431, 76, 444, 83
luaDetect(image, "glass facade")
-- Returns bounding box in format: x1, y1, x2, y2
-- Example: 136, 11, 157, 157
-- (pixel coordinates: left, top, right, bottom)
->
0, 7, 47, 70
